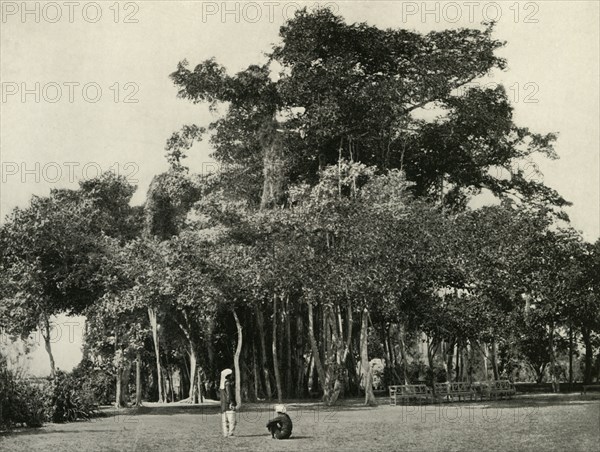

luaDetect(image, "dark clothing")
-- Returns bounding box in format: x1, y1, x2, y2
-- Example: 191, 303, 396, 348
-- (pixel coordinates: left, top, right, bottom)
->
220, 380, 236, 413
266, 413, 293, 439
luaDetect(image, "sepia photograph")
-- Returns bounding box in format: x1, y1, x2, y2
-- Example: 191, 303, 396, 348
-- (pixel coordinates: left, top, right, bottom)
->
1, 1, 599, 450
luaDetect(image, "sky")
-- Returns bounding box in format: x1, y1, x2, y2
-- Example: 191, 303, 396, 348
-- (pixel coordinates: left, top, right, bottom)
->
1, 1, 599, 375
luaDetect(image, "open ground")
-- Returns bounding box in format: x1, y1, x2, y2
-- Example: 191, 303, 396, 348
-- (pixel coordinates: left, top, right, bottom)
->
1, 394, 598, 452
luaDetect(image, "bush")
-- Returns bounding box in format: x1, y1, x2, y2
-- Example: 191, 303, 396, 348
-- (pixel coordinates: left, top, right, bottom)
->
437, 368, 448, 382
1, 352, 102, 429
0, 358, 47, 429
71, 359, 114, 405
43, 370, 99, 423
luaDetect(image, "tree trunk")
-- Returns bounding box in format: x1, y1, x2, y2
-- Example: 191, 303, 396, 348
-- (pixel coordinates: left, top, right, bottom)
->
175, 316, 199, 404
454, 341, 460, 381
441, 339, 448, 378
232, 309, 243, 408
296, 315, 305, 398
582, 327, 594, 385
272, 294, 283, 403
534, 363, 547, 384
166, 368, 174, 402
466, 341, 475, 384
491, 341, 499, 380
446, 339, 455, 382
386, 328, 396, 368
426, 335, 440, 387
135, 351, 142, 406
260, 123, 286, 209
189, 346, 198, 402
120, 361, 132, 406
568, 325, 573, 388
360, 308, 376, 406
482, 342, 489, 381
381, 322, 393, 369
114, 328, 123, 409
307, 353, 316, 393
548, 324, 559, 393
337, 138, 343, 198
197, 368, 204, 403
206, 318, 215, 380
41, 316, 56, 378
307, 301, 327, 400
285, 296, 293, 398
397, 324, 410, 384
181, 355, 190, 399
148, 307, 164, 403
115, 364, 122, 409
323, 313, 339, 403
458, 343, 465, 381
252, 342, 260, 400
325, 302, 352, 406
255, 306, 273, 399
346, 340, 360, 396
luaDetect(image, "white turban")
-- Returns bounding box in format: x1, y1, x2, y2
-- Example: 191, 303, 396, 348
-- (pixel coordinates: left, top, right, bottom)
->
274, 404, 286, 413
220, 368, 232, 390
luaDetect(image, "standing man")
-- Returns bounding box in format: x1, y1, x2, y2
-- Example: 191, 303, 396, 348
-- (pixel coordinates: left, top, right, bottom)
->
220, 368, 236, 437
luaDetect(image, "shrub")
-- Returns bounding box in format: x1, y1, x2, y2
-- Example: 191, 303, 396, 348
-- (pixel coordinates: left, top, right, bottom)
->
71, 359, 114, 405
0, 357, 47, 429
403, 362, 446, 385
43, 370, 99, 423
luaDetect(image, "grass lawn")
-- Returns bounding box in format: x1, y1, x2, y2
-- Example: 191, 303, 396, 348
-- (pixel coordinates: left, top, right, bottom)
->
1, 394, 598, 451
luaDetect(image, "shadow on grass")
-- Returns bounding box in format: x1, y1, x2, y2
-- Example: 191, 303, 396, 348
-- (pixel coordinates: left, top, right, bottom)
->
1, 426, 105, 436
106, 404, 222, 417
237, 435, 313, 440
235, 433, 270, 438
102, 399, 382, 417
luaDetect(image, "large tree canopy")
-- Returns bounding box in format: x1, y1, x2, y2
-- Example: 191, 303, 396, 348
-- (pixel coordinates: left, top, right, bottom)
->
169, 8, 564, 209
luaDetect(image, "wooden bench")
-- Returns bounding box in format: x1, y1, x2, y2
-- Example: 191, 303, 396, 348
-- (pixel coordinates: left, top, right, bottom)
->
434, 382, 475, 402
582, 384, 600, 395
389, 384, 433, 405
473, 380, 516, 400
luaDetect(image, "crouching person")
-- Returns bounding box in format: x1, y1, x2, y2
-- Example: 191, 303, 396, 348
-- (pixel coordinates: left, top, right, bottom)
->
266, 404, 293, 439
220, 368, 236, 437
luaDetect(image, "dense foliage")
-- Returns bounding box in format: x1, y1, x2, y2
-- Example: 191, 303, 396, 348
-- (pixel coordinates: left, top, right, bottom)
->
0, 356, 46, 429
0, 355, 99, 429
44, 370, 99, 423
